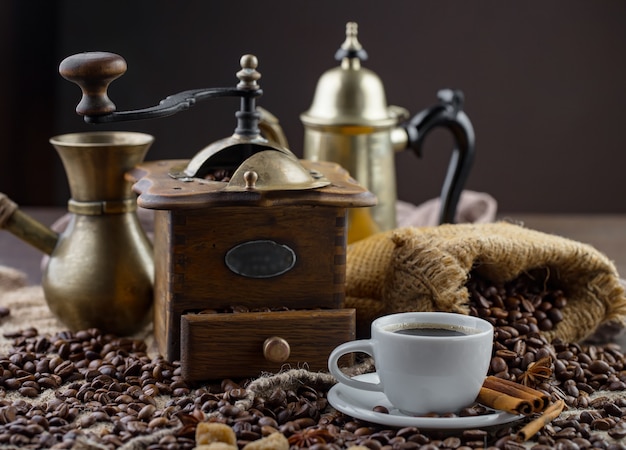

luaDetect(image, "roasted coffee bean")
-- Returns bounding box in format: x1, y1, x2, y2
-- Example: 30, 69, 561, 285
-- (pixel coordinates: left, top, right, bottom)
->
148, 417, 168, 429
608, 422, 626, 439
17, 386, 39, 397
138, 404, 157, 421
589, 360, 612, 374
604, 402, 624, 417
593, 417, 615, 431
490, 356, 508, 373
219, 404, 241, 417
257, 416, 278, 428
441, 436, 462, 448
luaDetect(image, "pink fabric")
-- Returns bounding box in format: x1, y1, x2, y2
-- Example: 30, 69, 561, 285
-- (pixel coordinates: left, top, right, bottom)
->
396, 190, 497, 228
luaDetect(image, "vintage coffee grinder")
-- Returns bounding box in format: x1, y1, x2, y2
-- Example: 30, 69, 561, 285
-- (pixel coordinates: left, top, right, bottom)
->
59, 51, 376, 381
301, 22, 475, 240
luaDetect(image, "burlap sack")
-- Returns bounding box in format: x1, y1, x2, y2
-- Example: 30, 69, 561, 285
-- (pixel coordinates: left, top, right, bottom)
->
345, 221, 626, 342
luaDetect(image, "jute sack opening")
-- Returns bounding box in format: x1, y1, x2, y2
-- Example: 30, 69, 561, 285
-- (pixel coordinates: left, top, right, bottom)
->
345, 222, 626, 342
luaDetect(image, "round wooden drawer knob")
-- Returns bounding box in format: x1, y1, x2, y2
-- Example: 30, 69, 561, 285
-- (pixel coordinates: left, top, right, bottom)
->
263, 336, 291, 363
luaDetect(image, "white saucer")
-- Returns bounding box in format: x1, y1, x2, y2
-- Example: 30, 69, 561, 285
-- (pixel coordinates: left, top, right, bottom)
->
327, 373, 523, 429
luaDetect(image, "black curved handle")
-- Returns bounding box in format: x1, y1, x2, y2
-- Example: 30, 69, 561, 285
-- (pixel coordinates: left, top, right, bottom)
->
80, 87, 260, 123
403, 89, 475, 224
60, 52, 264, 137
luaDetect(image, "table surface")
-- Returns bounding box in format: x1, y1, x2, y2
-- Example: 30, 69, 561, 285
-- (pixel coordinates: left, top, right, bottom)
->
497, 213, 626, 277
1, 209, 626, 285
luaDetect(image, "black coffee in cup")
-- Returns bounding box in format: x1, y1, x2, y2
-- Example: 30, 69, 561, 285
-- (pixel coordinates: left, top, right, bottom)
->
391, 323, 476, 337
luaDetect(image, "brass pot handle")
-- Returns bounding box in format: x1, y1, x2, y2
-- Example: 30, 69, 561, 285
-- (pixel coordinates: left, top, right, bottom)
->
257, 107, 289, 149
403, 89, 476, 224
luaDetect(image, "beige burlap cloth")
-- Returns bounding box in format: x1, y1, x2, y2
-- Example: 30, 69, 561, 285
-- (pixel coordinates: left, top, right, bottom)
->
345, 221, 626, 342
0, 267, 62, 355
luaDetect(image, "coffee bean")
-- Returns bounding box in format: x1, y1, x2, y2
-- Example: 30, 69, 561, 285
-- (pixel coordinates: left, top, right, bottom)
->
605, 402, 624, 417
138, 404, 157, 421
148, 417, 168, 429
18, 386, 39, 398
592, 418, 614, 430
547, 308, 564, 323
53, 360, 76, 379
442, 436, 462, 448
589, 360, 611, 374
0, 306, 10, 318
219, 404, 241, 417
463, 429, 488, 441
490, 356, 508, 373
608, 422, 626, 439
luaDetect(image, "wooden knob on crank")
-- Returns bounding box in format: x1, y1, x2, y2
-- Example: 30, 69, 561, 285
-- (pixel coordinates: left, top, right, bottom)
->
59, 52, 127, 116
263, 336, 291, 363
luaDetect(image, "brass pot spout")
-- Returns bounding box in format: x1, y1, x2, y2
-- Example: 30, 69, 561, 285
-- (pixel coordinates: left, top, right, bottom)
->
0, 195, 58, 255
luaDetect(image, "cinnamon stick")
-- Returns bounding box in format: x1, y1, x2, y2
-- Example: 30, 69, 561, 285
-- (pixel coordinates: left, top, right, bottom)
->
483, 376, 549, 413
515, 399, 565, 442
476, 386, 534, 416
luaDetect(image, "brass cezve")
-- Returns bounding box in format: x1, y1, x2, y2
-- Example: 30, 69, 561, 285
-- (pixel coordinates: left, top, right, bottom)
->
0, 131, 154, 335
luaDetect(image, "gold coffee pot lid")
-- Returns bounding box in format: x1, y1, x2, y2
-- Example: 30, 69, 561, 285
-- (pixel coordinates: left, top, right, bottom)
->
301, 22, 407, 130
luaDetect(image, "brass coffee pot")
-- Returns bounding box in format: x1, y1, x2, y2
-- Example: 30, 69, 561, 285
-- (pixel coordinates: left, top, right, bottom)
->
0, 131, 154, 335
301, 22, 476, 241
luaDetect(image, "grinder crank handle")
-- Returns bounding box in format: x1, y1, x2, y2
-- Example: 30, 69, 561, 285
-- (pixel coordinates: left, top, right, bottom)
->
59, 52, 263, 127
402, 89, 476, 224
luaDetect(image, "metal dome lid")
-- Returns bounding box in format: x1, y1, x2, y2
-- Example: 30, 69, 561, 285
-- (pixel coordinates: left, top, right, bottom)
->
224, 149, 330, 191
300, 22, 399, 129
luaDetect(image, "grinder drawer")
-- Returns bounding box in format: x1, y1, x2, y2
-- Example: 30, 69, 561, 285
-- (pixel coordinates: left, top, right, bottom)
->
180, 309, 355, 381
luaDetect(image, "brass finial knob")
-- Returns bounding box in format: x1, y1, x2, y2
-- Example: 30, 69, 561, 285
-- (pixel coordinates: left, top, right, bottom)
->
237, 54, 261, 89
243, 170, 258, 189
342, 22, 362, 52
263, 336, 290, 363
335, 22, 368, 61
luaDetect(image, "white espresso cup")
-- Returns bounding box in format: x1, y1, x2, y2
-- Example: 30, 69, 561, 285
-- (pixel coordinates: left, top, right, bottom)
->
328, 312, 494, 415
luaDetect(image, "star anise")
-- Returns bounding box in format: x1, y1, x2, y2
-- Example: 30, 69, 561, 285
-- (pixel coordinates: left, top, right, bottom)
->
287, 426, 337, 447
518, 356, 553, 387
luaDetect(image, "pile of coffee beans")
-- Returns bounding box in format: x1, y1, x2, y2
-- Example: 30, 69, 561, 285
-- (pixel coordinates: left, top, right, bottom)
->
2, 267, 626, 449
203, 169, 233, 182
467, 268, 626, 407
198, 305, 292, 315
0, 328, 198, 448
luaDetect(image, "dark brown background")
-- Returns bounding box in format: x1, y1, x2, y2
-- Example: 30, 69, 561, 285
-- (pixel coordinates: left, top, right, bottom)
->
1, 0, 625, 212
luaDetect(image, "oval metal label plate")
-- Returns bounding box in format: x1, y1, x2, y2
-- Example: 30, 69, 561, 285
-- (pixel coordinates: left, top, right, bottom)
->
225, 240, 296, 278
